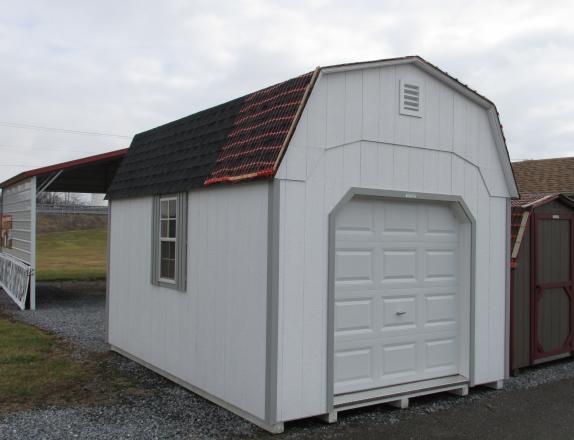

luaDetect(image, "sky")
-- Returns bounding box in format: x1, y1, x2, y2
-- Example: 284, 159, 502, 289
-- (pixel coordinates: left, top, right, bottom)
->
1, 0, 573, 183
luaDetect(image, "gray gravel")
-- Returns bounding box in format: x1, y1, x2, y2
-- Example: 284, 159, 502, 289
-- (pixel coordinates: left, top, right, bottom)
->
0, 281, 108, 353
2, 282, 574, 439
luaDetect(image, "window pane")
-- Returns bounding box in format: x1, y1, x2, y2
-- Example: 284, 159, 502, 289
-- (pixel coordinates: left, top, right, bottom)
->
169, 199, 176, 218
168, 219, 176, 238
161, 241, 175, 260
160, 200, 169, 219
160, 258, 169, 279
161, 219, 169, 237
160, 258, 175, 280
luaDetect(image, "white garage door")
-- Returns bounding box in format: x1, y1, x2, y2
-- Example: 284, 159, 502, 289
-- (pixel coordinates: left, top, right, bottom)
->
334, 197, 461, 395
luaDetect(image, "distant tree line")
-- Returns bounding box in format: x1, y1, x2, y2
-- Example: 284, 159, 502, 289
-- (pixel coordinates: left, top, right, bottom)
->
37, 192, 89, 206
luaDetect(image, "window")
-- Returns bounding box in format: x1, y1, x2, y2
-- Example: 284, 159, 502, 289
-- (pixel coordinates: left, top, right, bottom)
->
151, 193, 187, 291
159, 197, 177, 282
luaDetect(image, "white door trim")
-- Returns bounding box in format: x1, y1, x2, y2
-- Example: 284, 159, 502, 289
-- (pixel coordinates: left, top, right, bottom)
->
326, 188, 476, 412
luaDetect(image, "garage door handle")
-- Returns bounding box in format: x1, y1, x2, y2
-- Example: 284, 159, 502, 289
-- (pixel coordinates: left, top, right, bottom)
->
396, 310, 406, 316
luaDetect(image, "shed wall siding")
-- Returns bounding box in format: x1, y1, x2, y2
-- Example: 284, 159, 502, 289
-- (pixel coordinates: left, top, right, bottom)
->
0, 178, 34, 263
275, 66, 511, 421
108, 182, 269, 419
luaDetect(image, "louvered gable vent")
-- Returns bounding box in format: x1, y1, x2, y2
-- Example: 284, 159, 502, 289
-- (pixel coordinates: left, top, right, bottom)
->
399, 79, 423, 117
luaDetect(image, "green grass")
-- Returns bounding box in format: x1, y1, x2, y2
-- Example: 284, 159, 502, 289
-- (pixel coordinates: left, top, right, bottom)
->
0, 316, 148, 412
0, 317, 88, 409
36, 228, 107, 281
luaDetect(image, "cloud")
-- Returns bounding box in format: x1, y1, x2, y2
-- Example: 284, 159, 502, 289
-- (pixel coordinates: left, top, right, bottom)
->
1, 0, 573, 182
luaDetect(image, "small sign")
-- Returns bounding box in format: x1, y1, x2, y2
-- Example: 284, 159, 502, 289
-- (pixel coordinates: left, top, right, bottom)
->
1, 215, 12, 249
0, 252, 32, 310
405, 193, 417, 199
552, 215, 560, 219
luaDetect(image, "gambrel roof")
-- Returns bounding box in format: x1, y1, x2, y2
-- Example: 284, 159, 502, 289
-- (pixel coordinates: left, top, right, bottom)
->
108, 56, 517, 199
107, 71, 316, 199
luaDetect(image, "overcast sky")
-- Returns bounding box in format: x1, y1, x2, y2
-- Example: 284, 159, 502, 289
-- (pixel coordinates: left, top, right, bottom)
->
1, 0, 573, 183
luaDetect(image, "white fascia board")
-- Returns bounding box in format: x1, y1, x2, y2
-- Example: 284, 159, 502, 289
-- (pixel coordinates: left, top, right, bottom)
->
320, 57, 519, 199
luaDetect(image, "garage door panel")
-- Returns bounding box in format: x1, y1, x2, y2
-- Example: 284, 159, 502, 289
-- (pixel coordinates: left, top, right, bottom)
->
381, 296, 417, 330
424, 293, 457, 328
335, 249, 374, 285
334, 345, 376, 394
335, 298, 374, 336
381, 249, 417, 283
380, 202, 419, 238
335, 198, 462, 394
424, 249, 457, 283
425, 204, 458, 236
381, 342, 418, 381
424, 336, 458, 375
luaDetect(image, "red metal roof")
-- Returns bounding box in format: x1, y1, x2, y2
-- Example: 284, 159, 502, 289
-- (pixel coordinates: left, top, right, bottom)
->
511, 192, 574, 209
0, 148, 128, 188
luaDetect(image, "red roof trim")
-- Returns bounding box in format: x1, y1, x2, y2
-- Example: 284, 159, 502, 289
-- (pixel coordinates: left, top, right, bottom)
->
0, 148, 128, 188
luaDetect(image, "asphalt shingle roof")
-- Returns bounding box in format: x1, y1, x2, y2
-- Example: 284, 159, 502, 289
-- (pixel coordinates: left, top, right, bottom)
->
107, 72, 314, 199
512, 157, 574, 195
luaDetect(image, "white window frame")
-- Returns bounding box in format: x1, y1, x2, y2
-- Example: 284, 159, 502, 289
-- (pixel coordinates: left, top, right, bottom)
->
158, 196, 177, 284
151, 193, 187, 291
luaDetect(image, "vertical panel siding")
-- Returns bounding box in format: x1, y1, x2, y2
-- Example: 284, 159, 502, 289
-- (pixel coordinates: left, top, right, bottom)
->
275, 65, 512, 420
108, 182, 269, 419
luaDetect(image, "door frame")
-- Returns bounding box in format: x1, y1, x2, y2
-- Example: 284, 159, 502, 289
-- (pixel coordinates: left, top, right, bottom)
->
530, 212, 574, 362
326, 188, 476, 412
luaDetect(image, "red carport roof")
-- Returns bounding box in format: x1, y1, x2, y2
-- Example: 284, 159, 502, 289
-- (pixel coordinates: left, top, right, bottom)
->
0, 148, 128, 189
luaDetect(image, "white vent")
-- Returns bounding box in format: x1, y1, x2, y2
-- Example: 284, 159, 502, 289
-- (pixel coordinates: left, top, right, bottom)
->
399, 80, 423, 117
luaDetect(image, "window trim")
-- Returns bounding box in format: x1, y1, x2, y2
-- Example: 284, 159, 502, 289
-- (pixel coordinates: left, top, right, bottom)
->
158, 196, 177, 284
151, 193, 187, 291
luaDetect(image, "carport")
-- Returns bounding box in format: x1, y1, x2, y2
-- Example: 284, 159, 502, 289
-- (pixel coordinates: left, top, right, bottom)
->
0, 148, 127, 309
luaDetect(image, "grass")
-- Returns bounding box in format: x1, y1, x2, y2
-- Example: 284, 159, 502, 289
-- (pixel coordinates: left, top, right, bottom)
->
0, 316, 146, 412
36, 228, 107, 281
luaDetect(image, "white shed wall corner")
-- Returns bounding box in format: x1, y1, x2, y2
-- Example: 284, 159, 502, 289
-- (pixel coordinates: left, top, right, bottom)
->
274, 63, 513, 422
108, 182, 270, 423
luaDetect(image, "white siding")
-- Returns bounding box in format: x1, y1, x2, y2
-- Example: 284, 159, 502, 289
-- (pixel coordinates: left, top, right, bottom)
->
1, 178, 34, 263
108, 182, 269, 419
275, 65, 512, 420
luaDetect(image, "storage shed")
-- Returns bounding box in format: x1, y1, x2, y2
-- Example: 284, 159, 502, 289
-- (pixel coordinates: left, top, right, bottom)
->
106, 56, 518, 433
510, 193, 574, 373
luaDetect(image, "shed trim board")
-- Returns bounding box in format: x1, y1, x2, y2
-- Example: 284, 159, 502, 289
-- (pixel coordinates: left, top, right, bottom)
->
265, 180, 280, 425
326, 188, 475, 412
505, 199, 511, 378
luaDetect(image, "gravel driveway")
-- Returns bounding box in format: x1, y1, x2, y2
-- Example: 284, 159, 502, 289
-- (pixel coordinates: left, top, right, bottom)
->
2, 282, 574, 439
